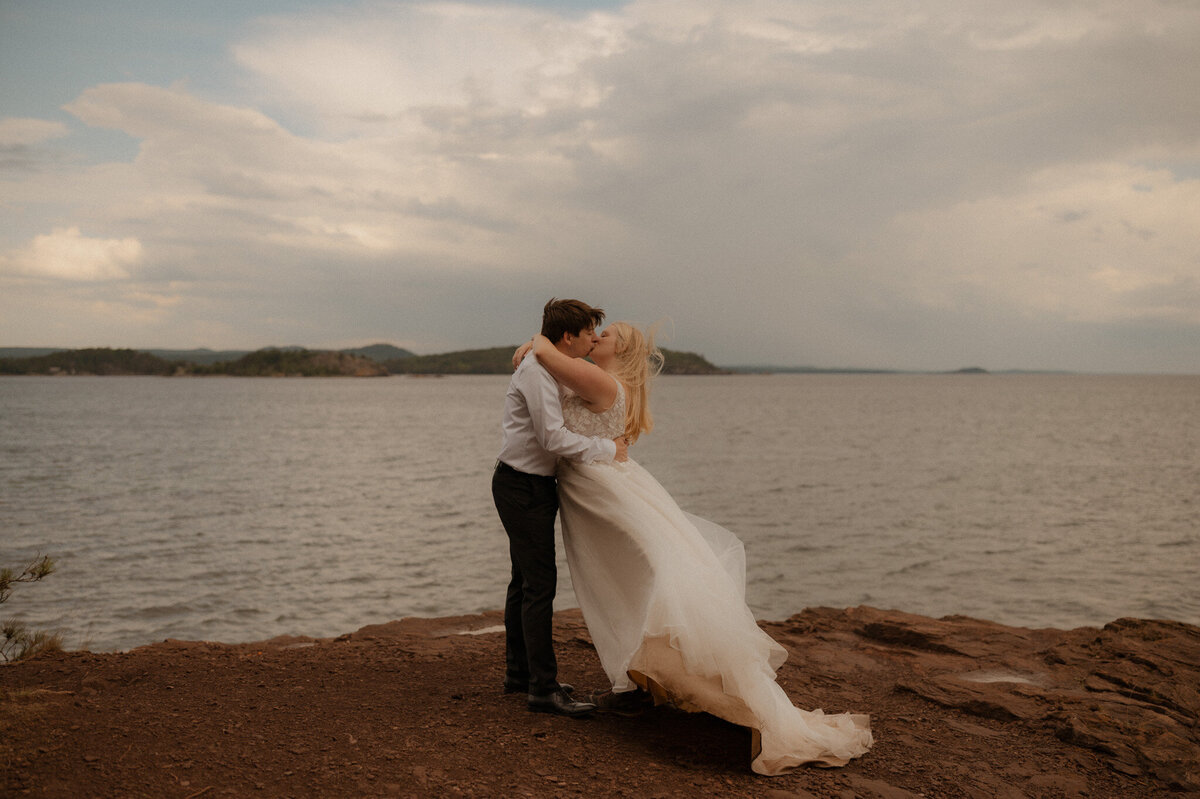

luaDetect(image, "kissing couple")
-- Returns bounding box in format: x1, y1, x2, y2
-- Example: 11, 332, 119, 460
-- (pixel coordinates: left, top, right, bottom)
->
491, 298, 872, 775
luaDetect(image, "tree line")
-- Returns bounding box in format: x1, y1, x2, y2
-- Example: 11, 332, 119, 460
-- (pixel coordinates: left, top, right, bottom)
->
0, 346, 724, 376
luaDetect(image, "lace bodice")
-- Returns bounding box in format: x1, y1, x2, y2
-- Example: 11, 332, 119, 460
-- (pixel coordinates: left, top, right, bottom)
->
562, 379, 626, 439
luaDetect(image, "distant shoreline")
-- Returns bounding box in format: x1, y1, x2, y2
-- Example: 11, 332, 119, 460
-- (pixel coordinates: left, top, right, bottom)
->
0, 345, 720, 377
6, 346, 1195, 376
1, 345, 1099, 377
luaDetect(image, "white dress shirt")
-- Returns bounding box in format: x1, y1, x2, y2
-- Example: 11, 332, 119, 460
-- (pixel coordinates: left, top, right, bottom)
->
497, 356, 617, 476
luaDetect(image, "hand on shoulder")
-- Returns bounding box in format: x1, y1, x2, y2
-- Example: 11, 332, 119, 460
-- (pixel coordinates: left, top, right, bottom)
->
513, 340, 534, 370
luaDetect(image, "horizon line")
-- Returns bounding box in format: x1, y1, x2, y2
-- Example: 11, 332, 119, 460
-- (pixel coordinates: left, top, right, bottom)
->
2, 345, 1198, 376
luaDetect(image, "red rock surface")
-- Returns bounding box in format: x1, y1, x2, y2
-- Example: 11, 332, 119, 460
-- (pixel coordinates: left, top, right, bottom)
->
2, 606, 1197, 798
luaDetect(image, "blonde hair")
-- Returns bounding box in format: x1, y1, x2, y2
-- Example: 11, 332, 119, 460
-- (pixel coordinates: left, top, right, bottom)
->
607, 322, 664, 444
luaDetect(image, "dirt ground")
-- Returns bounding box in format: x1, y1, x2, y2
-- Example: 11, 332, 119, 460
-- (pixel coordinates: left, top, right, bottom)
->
1, 607, 1194, 798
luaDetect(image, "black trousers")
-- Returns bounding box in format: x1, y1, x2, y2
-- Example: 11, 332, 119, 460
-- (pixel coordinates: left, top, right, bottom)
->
491, 461, 560, 695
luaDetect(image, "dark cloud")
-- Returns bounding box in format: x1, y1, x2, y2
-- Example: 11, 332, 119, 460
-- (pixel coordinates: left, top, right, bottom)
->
2, 1, 1198, 372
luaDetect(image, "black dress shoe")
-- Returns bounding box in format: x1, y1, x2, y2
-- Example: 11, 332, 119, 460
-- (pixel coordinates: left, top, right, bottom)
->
504, 680, 573, 695
527, 688, 596, 717
588, 688, 652, 717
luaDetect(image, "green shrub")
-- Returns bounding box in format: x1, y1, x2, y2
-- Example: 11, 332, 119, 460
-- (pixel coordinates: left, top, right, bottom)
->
1, 556, 62, 662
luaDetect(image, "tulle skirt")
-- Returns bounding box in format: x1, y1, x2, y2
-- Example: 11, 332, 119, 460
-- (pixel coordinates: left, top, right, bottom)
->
557, 457, 872, 775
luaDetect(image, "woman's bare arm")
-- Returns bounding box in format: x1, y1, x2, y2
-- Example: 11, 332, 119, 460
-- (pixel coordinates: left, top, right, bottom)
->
532, 335, 618, 411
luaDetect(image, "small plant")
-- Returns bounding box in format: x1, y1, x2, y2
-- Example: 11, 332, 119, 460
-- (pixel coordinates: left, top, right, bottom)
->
1, 555, 63, 663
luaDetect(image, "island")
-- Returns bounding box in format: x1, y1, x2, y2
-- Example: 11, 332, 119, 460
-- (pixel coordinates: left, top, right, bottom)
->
0, 345, 725, 377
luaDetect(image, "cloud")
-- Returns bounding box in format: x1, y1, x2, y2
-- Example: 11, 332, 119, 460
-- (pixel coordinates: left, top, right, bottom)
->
232, 3, 627, 128
863, 162, 1200, 325
0, 117, 70, 173
57, 82, 558, 268
0, 118, 69, 147
1, 227, 143, 281
2, 0, 1199, 370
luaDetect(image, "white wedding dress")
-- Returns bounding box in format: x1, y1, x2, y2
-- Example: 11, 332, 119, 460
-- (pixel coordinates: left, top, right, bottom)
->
557, 381, 872, 775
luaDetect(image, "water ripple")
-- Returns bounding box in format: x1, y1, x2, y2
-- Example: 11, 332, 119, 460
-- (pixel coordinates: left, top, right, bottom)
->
3, 373, 1198, 651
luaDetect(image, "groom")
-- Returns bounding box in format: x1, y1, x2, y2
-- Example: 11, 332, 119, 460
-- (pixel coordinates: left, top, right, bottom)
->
492, 298, 628, 718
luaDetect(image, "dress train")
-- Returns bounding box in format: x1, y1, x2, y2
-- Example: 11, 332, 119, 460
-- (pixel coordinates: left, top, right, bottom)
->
557, 450, 872, 775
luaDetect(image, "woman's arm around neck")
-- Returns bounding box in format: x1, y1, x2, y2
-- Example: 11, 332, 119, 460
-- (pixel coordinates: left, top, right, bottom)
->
532, 335, 618, 412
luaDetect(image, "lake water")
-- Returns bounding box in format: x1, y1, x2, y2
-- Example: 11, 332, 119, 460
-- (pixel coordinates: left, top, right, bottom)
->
2, 373, 1197, 652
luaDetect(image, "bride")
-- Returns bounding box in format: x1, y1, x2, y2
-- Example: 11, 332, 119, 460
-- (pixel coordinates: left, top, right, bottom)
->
522, 321, 872, 776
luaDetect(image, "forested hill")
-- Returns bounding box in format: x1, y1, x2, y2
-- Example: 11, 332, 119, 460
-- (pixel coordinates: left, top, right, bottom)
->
0, 345, 724, 376
0, 348, 180, 376
0, 348, 388, 377
383, 347, 721, 375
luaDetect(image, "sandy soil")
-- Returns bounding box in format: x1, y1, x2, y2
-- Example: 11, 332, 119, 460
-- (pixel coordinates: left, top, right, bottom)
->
2, 606, 1196, 798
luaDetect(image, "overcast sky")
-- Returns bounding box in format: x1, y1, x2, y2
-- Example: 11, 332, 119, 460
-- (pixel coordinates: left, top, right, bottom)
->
2, 0, 1198, 371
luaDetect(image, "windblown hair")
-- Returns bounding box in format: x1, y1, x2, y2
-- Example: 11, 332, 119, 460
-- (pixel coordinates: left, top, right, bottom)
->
608, 321, 664, 444
541, 298, 605, 343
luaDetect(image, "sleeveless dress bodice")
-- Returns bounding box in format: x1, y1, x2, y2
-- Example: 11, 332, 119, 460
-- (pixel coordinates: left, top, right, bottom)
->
562, 381, 625, 439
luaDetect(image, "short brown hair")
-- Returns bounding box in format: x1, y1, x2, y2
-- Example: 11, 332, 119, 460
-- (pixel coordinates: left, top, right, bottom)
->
541, 298, 605, 342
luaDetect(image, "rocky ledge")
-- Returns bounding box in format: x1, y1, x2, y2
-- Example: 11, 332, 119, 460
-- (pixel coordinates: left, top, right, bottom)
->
1, 606, 1197, 798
